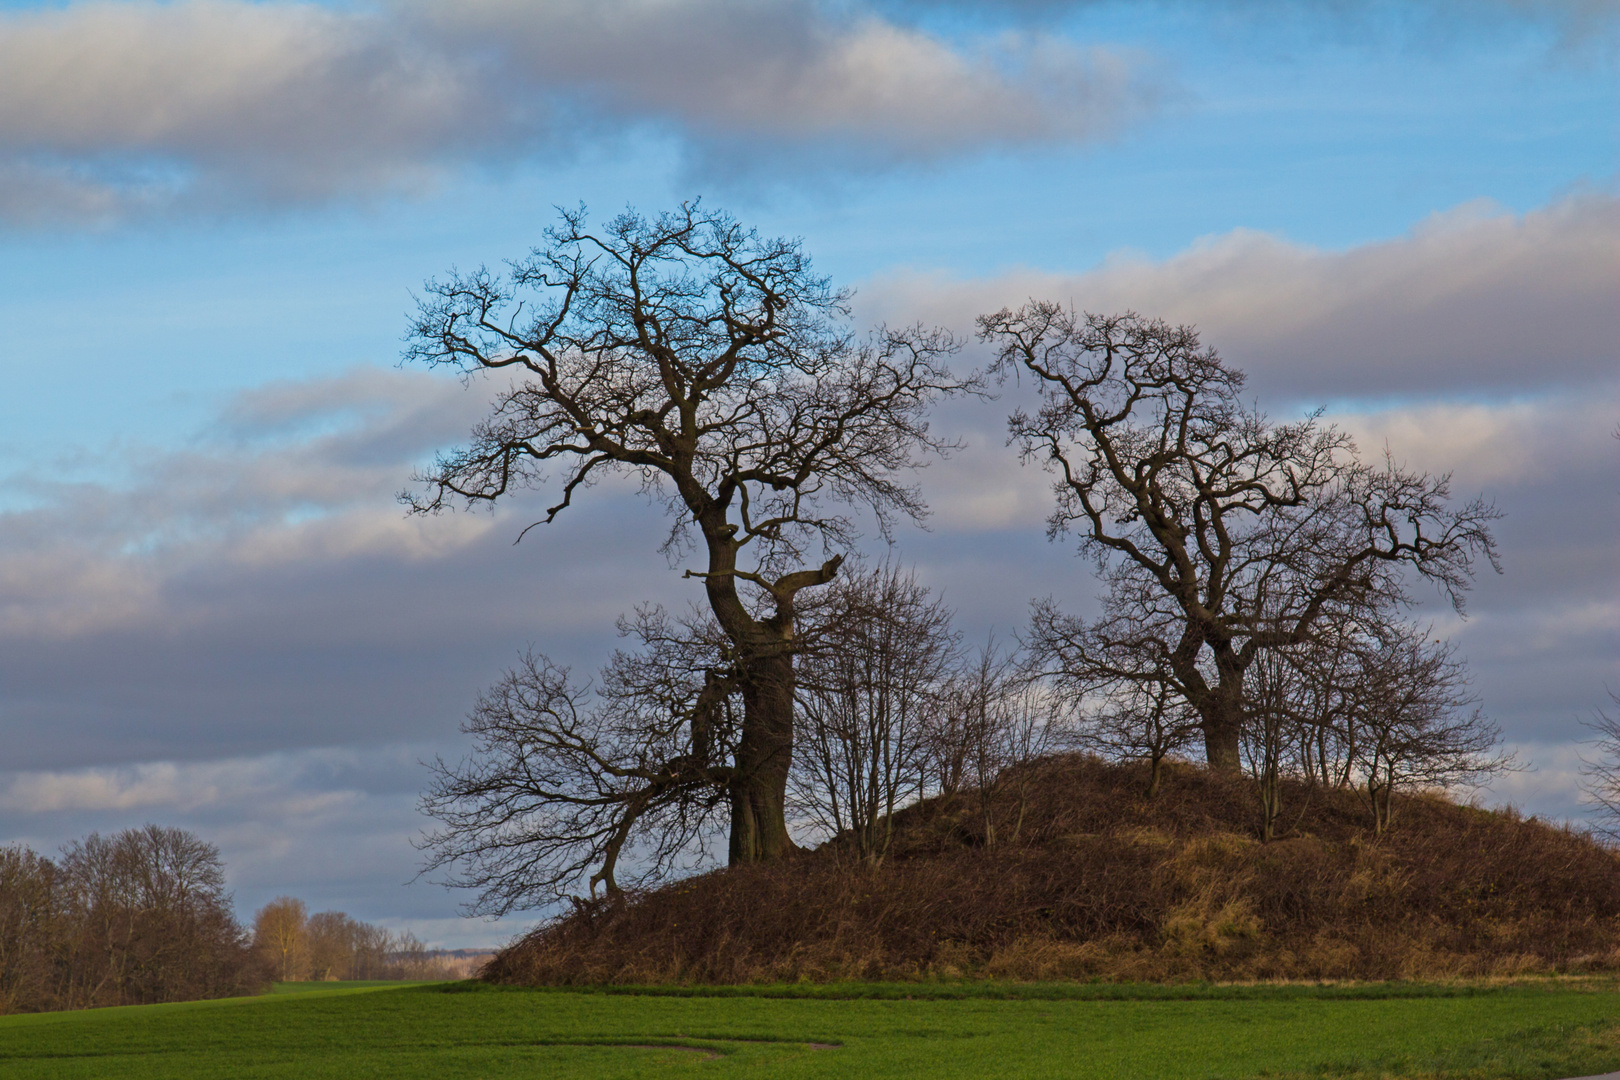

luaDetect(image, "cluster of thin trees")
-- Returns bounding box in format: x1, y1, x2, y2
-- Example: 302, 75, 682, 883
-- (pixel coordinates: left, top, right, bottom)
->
797, 563, 1510, 854
250, 897, 451, 982
0, 826, 263, 1014
792, 567, 1058, 859
410, 203, 1509, 916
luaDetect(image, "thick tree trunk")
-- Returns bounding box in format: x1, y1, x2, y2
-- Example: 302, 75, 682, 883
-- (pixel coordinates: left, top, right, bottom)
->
1198, 681, 1245, 773
1202, 720, 1242, 773
728, 649, 796, 863
695, 520, 835, 865
1196, 648, 1247, 773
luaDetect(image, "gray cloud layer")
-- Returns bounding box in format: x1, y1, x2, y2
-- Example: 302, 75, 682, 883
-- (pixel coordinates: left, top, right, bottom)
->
0, 366, 685, 767
9, 0, 1606, 224
0, 0, 1159, 223
862, 193, 1620, 401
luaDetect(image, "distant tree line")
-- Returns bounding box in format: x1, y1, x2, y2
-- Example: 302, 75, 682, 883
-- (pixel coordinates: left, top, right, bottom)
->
407, 202, 1511, 916
0, 824, 472, 1014
249, 897, 460, 982
0, 825, 263, 1014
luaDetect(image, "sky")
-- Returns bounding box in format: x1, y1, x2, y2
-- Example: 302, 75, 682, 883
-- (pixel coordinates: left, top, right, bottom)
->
0, 0, 1615, 949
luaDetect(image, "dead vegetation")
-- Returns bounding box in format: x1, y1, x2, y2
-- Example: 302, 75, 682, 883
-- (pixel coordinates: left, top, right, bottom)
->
485, 755, 1620, 985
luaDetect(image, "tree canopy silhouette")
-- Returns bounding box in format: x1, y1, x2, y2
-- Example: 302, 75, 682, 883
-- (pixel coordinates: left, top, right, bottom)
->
407, 203, 971, 863
979, 306, 1500, 771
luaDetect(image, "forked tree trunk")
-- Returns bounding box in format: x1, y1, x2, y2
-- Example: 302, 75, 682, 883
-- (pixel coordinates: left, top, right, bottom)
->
698, 525, 836, 864
728, 649, 797, 863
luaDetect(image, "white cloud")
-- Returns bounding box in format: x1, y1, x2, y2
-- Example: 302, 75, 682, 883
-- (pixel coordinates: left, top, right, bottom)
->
0, 0, 485, 216
1478, 739, 1603, 826
861, 193, 1620, 401
0, 0, 1158, 222
0, 749, 365, 815
0, 366, 505, 638
0, 360, 700, 777
423, 1, 1152, 151
1333, 387, 1620, 487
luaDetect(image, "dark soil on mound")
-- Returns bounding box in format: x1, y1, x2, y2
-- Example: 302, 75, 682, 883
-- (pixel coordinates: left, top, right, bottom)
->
485, 755, 1620, 984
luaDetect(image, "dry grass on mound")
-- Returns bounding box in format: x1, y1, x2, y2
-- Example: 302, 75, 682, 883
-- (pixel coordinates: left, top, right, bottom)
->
485, 755, 1620, 985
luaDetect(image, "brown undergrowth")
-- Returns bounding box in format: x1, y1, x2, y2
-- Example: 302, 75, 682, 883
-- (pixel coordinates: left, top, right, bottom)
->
485, 755, 1620, 985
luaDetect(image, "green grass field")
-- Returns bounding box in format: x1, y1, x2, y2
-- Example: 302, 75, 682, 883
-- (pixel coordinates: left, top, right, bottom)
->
3, 980, 1619, 1079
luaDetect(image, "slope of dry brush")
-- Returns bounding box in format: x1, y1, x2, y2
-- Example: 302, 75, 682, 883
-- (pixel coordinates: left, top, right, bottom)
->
487, 755, 1620, 985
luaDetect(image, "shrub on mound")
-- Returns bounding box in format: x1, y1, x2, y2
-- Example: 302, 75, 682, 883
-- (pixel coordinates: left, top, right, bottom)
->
485, 755, 1620, 984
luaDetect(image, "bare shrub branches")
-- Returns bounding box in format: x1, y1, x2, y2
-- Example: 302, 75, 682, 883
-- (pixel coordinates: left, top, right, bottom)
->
1236, 613, 1510, 838
419, 613, 735, 912
790, 568, 1069, 858
942, 640, 1066, 848
1349, 628, 1510, 833
420, 562, 1081, 907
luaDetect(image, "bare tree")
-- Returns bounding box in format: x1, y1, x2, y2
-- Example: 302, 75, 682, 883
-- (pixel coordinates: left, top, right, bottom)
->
1086, 676, 1201, 799
54, 826, 256, 1007
980, 306, 1500, 772
1243, 640, 1310, 842
407, 203, 971, 863
1285, 612, 1366, 792
1580, 694, 1620, 841
1231, 608, 1508, 839
937, 639, 1063, 848
1231, 588, 1355, 840
419, 608, 737, 909
1036, 625, 1200, 799
251, 902, 450, 982
347, 920, 396, 980
387, 932, 451, 980
253, 897, 309, 982
305, 911, 362, 982
790, 563, 958, 862
0, 846, 57, 1013
1240, 603, 1375, 804
0, 828, 259, 1012
1348, 628, 1510, 834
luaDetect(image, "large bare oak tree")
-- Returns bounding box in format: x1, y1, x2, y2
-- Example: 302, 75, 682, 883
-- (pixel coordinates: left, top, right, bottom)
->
406, 203, 968, 864
980, 306, 1500, 772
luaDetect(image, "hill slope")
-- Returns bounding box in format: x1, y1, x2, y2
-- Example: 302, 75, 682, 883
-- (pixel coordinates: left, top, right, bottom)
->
487, 756, 1620, 984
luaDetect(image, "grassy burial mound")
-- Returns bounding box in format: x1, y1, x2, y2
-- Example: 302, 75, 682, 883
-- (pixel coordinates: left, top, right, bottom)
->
487, 755, 1620, 985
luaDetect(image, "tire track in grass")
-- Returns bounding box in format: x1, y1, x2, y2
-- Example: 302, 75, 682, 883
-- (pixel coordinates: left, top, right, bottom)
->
506, 1036, 843, 1060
